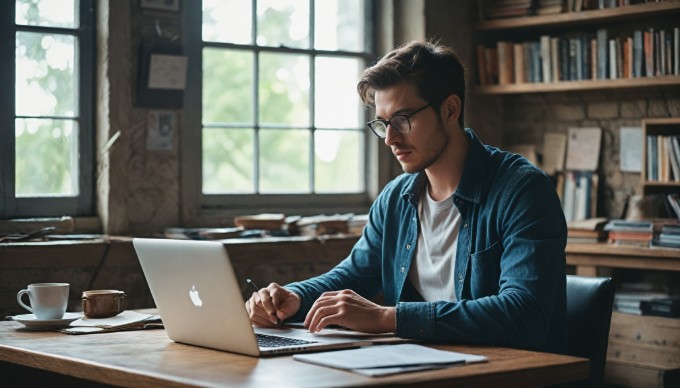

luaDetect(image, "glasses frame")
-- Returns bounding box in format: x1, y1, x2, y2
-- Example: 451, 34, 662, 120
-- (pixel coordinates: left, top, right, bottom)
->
366, 103, 432, 138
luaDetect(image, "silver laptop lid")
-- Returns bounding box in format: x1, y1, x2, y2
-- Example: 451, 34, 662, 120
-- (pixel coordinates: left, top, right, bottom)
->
133, 238, 261, 356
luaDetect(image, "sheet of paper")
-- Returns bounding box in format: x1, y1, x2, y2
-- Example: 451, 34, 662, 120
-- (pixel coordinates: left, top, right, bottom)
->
148, 54, 188, 90
620, 126, 643, 172
147, 110, 174, 151
293, 343, 486, 372
565, 127, 602, 171
542, 132, 567, 174
69, 310, 153, 328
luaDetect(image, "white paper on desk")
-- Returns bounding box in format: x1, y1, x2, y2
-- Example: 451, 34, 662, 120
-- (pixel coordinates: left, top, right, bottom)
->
293, 344, 487, 376
62, 311, 154, 333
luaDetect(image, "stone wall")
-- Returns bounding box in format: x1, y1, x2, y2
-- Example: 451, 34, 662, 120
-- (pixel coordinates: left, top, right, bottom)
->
501, 88, 680, 218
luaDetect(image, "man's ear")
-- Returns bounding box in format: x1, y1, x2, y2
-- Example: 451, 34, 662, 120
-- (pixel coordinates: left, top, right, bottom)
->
441, 94, 461, 125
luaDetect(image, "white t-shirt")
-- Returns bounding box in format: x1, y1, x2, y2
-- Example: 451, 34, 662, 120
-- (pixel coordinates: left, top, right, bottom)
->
408, 187, 461, 302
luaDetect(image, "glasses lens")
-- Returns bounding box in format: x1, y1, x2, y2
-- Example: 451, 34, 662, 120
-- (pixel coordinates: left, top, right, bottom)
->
391, 115, 410, 134
369, 121, 387, 137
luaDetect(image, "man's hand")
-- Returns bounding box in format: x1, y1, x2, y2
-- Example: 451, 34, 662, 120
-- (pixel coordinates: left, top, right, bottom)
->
304, 289, 396, 334
245, 283, 301, 327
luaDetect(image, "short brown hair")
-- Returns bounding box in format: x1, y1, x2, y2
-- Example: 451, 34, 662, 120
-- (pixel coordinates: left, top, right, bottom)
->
357, 40, 466, 127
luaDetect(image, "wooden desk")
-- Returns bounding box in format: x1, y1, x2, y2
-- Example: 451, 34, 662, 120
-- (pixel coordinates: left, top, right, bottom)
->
566, 242, 680, 276
0, 321, 588, 387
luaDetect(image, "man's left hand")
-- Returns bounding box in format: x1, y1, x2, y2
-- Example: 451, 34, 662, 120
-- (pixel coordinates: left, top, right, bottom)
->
304, 289, 396, 334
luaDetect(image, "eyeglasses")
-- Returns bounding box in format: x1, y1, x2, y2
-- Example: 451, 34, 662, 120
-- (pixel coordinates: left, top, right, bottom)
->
366, 103, 432, 139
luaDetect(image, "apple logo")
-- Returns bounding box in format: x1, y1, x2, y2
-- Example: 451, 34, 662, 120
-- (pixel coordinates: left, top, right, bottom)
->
189, 285, 203, 307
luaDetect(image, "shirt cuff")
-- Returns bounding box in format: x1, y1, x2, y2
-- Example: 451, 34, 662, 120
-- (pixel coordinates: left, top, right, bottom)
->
396, 301, 435, 340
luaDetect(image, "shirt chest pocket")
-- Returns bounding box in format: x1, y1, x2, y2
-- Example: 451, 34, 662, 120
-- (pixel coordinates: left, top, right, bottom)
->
470, 240, 503, 298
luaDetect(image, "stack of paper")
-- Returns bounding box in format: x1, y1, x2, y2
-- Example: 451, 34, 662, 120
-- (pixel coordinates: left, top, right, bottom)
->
293, 343, 487, 377
59, 310, 162, 334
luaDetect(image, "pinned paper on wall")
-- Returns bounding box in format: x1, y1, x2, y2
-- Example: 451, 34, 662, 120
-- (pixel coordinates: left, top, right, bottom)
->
147, 54, 187, 90
620, 127, 643, 172
565, 127, 602, 171
147, 110, 174, 151
542, 132, 567, 174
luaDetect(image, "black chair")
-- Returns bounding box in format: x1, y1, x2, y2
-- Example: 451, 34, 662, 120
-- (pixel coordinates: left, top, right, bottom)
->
566, 275, 615, 387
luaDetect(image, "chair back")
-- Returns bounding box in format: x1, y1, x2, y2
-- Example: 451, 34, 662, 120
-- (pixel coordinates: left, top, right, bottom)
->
566, 275, 615, 386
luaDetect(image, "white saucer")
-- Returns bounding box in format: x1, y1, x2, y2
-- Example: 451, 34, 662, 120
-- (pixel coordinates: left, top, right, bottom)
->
12, 312, 82, 331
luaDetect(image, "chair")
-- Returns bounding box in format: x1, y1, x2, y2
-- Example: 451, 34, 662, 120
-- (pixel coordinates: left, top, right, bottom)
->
566, 275, 615, 387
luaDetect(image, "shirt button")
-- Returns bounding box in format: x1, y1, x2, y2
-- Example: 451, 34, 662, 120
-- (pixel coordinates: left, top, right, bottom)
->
401, 267, 406, 273
458, 274, 464, 281
406, 244, 411, 249
463, 223, 468, 228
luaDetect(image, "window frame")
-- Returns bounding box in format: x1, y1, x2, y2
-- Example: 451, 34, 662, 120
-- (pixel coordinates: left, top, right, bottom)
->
181, 0, 378, 220
0, 0, 96, 218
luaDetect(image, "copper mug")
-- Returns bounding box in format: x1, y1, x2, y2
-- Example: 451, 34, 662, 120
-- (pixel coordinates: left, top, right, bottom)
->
81, 290, 127, 318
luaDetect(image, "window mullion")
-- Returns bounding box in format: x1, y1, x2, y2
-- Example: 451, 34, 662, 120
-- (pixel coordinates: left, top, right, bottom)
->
0, 1, 17, 217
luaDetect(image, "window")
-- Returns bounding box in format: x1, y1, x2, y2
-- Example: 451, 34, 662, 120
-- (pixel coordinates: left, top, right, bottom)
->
0, 0, 95, 218
182, 0, 374, 215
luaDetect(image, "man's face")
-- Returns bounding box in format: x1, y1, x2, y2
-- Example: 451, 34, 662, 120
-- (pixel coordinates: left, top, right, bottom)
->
374, 83, 449, 174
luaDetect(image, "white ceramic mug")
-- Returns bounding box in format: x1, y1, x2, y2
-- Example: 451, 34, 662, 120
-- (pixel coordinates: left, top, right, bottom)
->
16, 283, 70, 320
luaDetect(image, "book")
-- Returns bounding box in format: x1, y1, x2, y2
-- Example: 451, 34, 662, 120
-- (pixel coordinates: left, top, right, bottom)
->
233, 213, 286, 230
596, 29, 608, 79
639, 296, 680, 318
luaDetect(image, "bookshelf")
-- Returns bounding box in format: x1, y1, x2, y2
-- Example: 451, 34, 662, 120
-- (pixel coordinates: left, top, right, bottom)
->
640, 117, 680, 195
473, 1, 680, 95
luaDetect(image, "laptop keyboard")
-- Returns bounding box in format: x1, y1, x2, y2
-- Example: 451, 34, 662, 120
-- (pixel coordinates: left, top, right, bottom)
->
256, 333, 317, 348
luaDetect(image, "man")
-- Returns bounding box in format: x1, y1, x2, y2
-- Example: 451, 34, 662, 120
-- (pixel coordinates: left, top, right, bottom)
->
246, 40, 567, 353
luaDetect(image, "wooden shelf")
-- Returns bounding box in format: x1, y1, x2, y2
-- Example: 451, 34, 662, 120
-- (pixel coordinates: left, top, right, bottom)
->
566, 242, 680, 275
474, 2, 680, 31
641, 118, 680, 195
472, 75, 680, 95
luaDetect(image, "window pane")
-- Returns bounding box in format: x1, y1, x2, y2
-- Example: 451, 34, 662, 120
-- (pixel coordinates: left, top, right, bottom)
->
314, 0, 364, 52
16, 0, 76, 28
259, 129, 309, 193
257, 0, 309, 49
16, 32, 76, 117
15, 118, 77, 196
203, 128, 255, 194
203, 48, 254, 124
259, 53, 309, 126
315, 130, 363, 193
315, 56, 364, 129
202, 0, 252, 44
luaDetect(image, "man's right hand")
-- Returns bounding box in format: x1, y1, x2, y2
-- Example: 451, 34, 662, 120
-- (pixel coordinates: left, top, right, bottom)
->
245, 282, 301, 327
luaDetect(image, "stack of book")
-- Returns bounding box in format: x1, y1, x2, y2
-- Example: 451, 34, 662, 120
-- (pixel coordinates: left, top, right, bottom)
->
667, 193, 680, 220
567, 217, 608, 243
614, 290, 671, 315
483, 0, 534, 19
652, 224, 680, 248
604, 219, 654, 247
640, 296, 680, 318
536, 0, 565, 15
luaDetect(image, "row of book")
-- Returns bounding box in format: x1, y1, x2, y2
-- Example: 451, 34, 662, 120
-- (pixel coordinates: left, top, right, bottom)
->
614, 290, 679, 317
646, 135, 680, 183
558, 171, 598, 223
481, 0, 672, 20
667, 194, 680, 221
164, 213, 368, 239
476, 27, 680, 85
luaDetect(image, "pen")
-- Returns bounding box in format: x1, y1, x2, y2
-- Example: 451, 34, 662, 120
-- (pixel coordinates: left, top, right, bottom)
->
246, 278, 282, 327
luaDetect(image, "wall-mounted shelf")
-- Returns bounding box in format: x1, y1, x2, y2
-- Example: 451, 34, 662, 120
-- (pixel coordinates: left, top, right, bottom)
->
474, 1, 680, 31
473, 75, 680, 95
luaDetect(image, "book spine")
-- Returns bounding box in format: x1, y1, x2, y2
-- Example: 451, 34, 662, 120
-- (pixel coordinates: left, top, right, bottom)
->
633, 30, 642, 78
675, 27, 679, 76
644, 29, 654, 77
514, 43, 524, 83
541, 35, 552, 83
551, 37, 560, 83
597, 29, 608, 79
609, 39, 617, 79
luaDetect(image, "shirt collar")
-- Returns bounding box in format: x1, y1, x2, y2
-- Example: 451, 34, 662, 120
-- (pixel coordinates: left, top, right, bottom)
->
401, 128, 489, 206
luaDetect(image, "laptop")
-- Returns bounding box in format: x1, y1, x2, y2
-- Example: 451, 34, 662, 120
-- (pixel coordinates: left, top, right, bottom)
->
133, 238, 375, 356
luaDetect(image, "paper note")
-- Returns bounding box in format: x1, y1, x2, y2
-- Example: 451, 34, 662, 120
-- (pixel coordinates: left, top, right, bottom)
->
293, 344, 487, 376
542, 132, 567, 174
620, 127, 643, 172
147, 110, 174, 151
565, 127, 602, 171
148, 54, 188, 90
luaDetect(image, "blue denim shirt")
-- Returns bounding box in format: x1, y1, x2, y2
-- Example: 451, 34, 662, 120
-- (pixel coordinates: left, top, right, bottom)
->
286, 129, 567, 354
